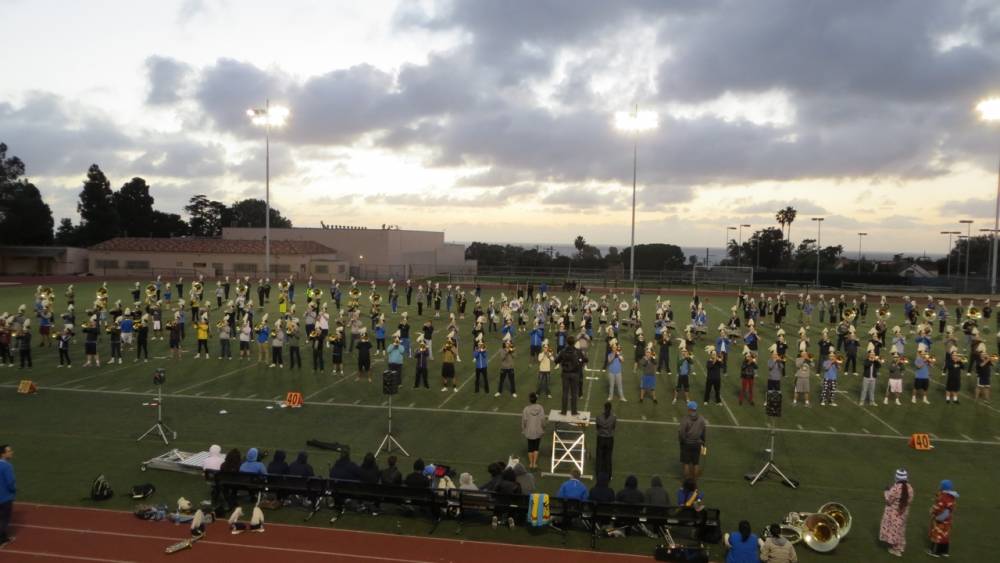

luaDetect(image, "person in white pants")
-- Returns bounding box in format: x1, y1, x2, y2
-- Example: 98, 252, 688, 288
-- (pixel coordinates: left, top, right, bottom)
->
860, 349, 882, 406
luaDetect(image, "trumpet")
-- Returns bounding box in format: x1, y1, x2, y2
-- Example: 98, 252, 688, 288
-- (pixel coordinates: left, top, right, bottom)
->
832, 353, 845, 364
216, 320, 227, 329
309, 327, 322, 338
876, 306, 891, 319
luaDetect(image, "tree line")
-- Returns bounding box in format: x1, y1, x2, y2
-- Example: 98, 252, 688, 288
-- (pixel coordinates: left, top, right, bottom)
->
0, 142, 291, 247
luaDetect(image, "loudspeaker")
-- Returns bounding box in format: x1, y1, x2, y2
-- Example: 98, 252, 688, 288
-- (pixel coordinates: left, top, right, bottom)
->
765, 390, 782, 417
382, 369, 400, 395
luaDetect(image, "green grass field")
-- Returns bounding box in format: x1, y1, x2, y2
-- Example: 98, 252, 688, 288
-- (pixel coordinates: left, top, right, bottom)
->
1, 280, 998, 561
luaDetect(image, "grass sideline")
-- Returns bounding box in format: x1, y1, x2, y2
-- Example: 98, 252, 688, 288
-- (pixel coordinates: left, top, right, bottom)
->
0, 280, 998, 561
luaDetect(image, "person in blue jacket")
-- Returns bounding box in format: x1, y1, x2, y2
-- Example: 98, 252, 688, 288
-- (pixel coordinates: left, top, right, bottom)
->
473, 340, 490, 394
0, 444, 15, 547
239, 448, 266, 475
725, 520, 761, 563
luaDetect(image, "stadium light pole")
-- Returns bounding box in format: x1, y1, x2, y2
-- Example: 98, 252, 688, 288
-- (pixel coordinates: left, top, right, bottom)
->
738, 224, 751, 270
960, 219, 973, 292
976, 97, 1000, 294
812, 217, 824, 287
857, 232, 867, 274
940, 231, 959, 277
247, 100, 290, 276
981, 228, 1000, 290
614, 106, 659, 282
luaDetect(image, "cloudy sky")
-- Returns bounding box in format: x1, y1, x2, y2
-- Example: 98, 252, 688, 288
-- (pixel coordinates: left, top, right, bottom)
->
2, 0, 1000, 254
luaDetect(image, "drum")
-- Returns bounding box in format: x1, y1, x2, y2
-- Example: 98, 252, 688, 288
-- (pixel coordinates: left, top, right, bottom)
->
765, 390, 782, 417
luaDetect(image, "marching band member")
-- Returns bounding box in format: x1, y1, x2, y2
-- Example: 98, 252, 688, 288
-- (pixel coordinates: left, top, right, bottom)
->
657, 324, 673, 375
937, 300, 948, 334
83, 316, 101, 366
884, 352, 906, 405
818, 294, 827, 323
766, 347, 783, 394
413, 337, 430, 389
163, 282, 172, 304
714, 325, 729, 375
974, 352, 993, 403
286, 321, 301, 369
0, 317, 11, 367
633, 327, 646, 372
57, 327, 72, 367
15, 319, 32, 368
218, 315, 232, 360
256, 314, 270, 363
309, 325, 324, 371
355, 328, 372, 381
421, 320, 434, 360
239, 319, 252, 361
194, 313, 210, 359
439, 337, 457, 392
529, 322, 544, 364
166, 313, 181, 360
944, 349, 964, 404
472, 336, 489, 394
606, 340, 626, 402
704, 348, 723, 405
496, 337, 516, 398
374, 316, 386, 356
820, 351, 841, 407
912, 346, 933, 404
793, 350, 812, 406
638, 344, 657, 404
269, 319, 285, 368
738, 348, 757, 406
860, 350, 881, 406
329, 328, 345, 374
843, 327, 859, 375
673, 344, 693, 405
107, 317, 122, 364
537, 340, 554, 398
398, 312, 411, 357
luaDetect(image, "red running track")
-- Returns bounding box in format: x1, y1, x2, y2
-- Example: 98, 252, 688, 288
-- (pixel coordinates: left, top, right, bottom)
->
0, 503, 653, 562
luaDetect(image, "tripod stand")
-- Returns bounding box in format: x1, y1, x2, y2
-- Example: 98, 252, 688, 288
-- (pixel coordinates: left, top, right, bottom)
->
375, 389, 408, 457
745, 419, 798, 488
137, 385, 176, 445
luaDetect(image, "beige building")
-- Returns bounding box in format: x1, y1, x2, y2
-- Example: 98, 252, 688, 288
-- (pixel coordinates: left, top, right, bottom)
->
88, 238, 348, 279
0, 246, 89, 275
222, 226, 476, 279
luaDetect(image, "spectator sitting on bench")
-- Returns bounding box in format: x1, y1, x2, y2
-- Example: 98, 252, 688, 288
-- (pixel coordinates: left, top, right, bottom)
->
404, 458, 429, 488
458, 472, 478, 491
288, 452, 314, 478
329, 450, 361, 481
589, 473, 615, 503
645, 475, 669, 506
616, 475, 644, 504
512, 461, 535, 494
495, 467, 522, 495
358, 452, 380, 484
239, 448, 266, 475
221, 449, 241, 473
557, 468, 588, 501
203, 445, 224, 472
480, 461, 505, 492
267, 450, 289, 475
380, 455, 402, 486
677, 478, 705, 511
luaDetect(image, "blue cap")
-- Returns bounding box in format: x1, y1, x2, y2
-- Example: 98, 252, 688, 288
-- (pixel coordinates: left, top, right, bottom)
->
687, 401, 698, 410
423, 464, 436, 477
940, 479, 953, 491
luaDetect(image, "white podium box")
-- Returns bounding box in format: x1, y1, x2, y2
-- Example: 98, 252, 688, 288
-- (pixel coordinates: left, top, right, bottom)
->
543, 411, 592, 480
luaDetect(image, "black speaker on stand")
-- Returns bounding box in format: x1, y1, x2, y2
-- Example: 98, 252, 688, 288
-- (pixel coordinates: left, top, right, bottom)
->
745, 389, 798, 488
375, 369, 408, 457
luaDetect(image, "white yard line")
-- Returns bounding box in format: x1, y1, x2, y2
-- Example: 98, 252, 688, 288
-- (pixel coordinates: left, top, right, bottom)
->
838, 390, 902, 435
304, 368, 362, 400
172, 362, 258, 393
720, 398, 741, 427
437, 349, 501, 408
50, 363, 133, 388
12, 382, 999, 446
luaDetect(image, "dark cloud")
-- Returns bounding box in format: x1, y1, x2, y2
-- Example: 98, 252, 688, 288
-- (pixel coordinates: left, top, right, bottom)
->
145, 56, 192, 105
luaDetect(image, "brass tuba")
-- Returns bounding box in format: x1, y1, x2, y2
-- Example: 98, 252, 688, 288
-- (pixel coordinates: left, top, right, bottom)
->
877, 306, 891, 319
967, 306, 982, 320
923, 308, 937, 321
842, 308, 856, 322
780, 502, 852, 553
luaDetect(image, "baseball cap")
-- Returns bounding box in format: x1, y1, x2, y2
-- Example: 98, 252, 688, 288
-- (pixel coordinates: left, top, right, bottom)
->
687, 401, 698, 411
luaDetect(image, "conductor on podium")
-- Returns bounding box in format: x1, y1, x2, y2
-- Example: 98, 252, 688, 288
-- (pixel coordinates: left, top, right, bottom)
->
554, 335, 587, 416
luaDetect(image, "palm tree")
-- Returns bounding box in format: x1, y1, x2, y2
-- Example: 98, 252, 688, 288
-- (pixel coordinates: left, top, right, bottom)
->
775, 209, 788, 239
783, 206, 797, 248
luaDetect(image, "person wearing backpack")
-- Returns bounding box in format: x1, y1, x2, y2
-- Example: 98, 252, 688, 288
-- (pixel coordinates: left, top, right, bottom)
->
0, 444, 14, 547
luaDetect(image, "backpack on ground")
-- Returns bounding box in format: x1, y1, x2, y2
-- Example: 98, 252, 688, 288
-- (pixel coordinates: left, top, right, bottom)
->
90, 474, 113, 501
